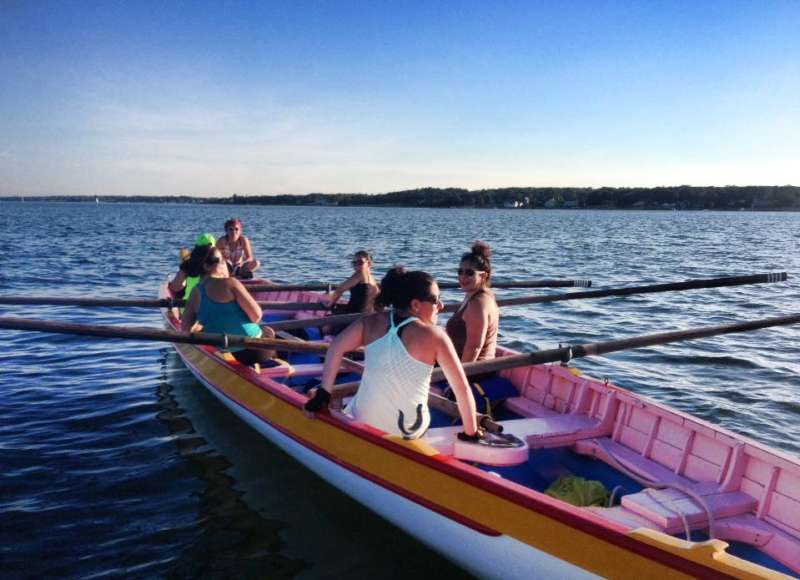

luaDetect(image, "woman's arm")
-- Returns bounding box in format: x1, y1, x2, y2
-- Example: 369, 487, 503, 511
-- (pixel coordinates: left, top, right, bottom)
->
319, 318, 365, 394
231, 279, 263, 322
169, 269, 187, 293
328, 273, 360, 305
243, 236, 255, 262
434, 329, 478, 435
460, 295, 491, 363
180, 288, 201, 332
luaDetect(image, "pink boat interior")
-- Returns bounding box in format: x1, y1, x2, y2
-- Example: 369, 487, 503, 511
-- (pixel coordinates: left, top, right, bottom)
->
166, 283, 800, 578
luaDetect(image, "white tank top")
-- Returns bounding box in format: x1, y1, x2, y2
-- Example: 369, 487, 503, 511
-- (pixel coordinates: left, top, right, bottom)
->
345, 311, 433, 438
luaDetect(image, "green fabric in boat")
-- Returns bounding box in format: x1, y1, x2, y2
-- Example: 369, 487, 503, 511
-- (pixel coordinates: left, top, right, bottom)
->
544, 475, 609, 507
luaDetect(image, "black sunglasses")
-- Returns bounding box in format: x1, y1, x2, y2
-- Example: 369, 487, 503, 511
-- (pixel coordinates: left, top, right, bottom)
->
420, 294, 442, 305
457, 268, 484, 277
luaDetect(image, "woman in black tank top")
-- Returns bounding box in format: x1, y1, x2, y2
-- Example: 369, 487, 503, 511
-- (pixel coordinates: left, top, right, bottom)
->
327, 250, 379, 315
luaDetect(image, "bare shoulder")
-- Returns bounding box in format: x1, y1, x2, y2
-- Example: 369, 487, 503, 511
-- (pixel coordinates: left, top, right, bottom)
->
362, 311, 389, 331
405, 320, 445, 342
474, 290, 496, 305
341, 272, 360, 287
226, 277, 246, 291
361, 311, 389, 342
465, 291, 495, 315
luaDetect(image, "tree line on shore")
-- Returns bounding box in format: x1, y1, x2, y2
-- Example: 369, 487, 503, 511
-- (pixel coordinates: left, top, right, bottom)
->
5, 185, 799, 210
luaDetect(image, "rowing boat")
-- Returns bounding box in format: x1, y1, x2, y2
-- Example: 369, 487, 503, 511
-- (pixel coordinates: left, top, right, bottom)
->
160, 281, 800, 579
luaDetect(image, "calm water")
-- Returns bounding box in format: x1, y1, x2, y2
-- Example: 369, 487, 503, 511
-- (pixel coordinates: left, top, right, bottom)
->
1, 202, 798, 578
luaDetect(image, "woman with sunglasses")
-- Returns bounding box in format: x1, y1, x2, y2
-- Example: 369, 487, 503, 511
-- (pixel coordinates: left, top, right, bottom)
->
217, 218, 260, 279
326, 250, 380, 316
305, 267, 482, 441
446, 241, 499, 362
180, 245, 276, 367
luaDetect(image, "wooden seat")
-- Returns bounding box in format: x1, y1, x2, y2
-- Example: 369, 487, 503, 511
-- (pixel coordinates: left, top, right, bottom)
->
621, 487, 757, 534
504, 396, 560, 418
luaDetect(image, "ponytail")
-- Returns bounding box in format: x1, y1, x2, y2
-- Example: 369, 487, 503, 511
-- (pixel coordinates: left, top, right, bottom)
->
375, 266, 435, 310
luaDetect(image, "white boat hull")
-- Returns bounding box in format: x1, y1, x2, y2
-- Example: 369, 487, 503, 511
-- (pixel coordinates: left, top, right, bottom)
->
193, 371, 598, 580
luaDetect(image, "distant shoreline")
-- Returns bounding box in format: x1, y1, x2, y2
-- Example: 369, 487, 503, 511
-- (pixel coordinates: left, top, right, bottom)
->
3, 185, 799, 211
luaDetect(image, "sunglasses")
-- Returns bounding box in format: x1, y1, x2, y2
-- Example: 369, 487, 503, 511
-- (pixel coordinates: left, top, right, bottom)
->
226, 227, 240, 232
457, 268, 484, 277
352, 259, 366, 265
420, 294, 442, 306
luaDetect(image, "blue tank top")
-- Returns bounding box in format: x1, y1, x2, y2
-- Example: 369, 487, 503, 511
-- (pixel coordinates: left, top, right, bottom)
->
197, 281, 262, 351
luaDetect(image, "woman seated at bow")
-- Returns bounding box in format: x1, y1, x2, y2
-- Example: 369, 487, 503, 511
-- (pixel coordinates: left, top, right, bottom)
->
446, 241, 499, 362
217, 218, 260, 279
180, 245, 275, 367
305, 267, 482, 441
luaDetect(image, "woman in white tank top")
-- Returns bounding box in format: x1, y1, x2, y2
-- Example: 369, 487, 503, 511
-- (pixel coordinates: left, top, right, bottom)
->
305, 267, 481, 440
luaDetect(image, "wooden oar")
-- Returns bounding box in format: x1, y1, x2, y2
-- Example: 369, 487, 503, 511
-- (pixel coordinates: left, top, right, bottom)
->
330, 312, 800, 398
0, 296, 331, 311
0, 316, 333, 353
245, 278, 592, 293
488, 272, 788, 310
266, 272, 789, 331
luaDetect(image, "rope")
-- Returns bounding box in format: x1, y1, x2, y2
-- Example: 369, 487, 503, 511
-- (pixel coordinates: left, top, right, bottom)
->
591, 438, 716, 540
644, 488, 692, 541
608, 485, 626, 507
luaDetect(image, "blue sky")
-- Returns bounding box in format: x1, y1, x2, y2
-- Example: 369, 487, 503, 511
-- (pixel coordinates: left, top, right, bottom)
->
1, 0, 798, 196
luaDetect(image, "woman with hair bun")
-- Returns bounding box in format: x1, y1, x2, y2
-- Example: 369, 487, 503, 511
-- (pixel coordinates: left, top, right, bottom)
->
305, 267, 481, 441
446, 241, 499, 362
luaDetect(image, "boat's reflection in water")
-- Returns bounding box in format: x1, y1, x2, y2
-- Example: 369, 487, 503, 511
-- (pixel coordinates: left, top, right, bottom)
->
157, 350, 472, 578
